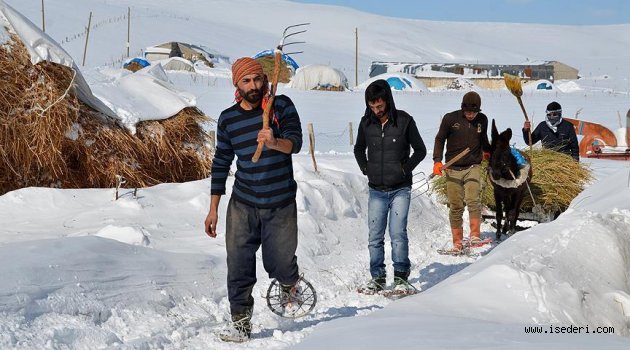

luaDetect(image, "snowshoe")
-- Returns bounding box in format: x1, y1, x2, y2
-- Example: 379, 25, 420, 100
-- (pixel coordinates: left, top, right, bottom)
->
463, 237, 493, 248
437, 246, 478, 257
266, 275, 317, 318
381, 277, 419, 298
357, 277, 386, 295
218, 312, 251, 343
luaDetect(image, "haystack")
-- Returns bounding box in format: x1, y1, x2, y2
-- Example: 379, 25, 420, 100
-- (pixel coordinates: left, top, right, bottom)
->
431, 149, 592, 213
255, 55, 293, 83
0, 35, 213, 195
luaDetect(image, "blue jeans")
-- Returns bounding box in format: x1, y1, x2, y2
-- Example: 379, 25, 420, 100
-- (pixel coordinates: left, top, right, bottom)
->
367, 186, 411, 278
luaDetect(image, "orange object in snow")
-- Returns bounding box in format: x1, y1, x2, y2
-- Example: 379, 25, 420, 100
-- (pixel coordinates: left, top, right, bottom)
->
564, 117, 630, 160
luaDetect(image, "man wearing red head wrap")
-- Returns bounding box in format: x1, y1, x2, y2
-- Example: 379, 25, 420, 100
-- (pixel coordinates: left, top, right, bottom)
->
204, 57, 305, 342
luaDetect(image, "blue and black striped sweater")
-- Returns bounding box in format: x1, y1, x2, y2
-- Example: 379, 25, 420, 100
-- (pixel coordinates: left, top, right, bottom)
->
211, 95, 302, 208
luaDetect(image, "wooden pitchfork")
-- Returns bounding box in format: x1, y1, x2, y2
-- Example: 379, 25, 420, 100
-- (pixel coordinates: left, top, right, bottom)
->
251, 23, 309, 163
504, 73, 533, 151
413, 147, 471, 196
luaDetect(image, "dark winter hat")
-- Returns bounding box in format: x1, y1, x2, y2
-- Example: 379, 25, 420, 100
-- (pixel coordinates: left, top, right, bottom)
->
461, 91, 481, 112
546, 101, 562, 113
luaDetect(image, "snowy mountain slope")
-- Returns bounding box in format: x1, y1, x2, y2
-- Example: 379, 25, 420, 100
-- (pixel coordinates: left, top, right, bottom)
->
6, 0, 630, 80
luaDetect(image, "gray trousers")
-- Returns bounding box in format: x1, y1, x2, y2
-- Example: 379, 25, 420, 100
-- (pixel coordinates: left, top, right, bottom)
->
225, 198, 299, 315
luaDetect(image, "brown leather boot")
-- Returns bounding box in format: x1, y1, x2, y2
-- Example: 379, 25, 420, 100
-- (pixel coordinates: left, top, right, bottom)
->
469, 217, 481, 240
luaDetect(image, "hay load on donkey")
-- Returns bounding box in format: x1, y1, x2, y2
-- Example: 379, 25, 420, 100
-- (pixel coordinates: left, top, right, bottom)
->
432, 142, 593, 225
0, 3, 213, 196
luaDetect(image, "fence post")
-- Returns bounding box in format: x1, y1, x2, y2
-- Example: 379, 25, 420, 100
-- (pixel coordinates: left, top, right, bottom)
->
349, 122, 354, 145
208, 130, 216, 151
82, 11, 92, 66
126, 7, 131, 57
308, 123, 318, 172
41, 0, 45, 32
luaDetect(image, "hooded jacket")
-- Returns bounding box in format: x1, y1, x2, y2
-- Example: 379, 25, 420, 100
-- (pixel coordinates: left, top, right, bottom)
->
353, 80, 426, 191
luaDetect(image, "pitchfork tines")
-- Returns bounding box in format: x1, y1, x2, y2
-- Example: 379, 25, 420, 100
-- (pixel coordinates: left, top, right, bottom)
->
277, 23, 310, 54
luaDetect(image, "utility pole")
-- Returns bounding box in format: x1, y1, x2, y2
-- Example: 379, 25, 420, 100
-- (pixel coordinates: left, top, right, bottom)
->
355, 27, 358, 87
126, 7, 131, 57
41, 0, 45, 32
82, 12, 92, 66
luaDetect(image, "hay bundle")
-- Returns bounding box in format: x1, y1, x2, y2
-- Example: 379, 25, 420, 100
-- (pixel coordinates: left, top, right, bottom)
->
0, 35, 213, 195
255, 55, 293, 83
431, 149, 592, 213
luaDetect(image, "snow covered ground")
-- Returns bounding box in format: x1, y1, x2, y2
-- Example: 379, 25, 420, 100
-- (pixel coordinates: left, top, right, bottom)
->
1, 0, 630, 349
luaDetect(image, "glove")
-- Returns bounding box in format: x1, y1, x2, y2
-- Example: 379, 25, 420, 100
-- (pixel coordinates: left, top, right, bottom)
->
432, 162, 443, 176
483, 152, 491, 161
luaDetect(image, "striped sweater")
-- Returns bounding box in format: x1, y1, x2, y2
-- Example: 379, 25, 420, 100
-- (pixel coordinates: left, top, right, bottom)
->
211, 95, 302, 208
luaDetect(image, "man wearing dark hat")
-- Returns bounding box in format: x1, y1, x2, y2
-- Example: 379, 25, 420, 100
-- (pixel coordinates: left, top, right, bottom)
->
204, 57, 304, 342
433, 91, 491, 255
523, 101, 579, 161
354, 79, 426, 294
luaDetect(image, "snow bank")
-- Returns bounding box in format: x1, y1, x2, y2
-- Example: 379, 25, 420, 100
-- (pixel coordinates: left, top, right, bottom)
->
90, 64, 196, 133
556, 80, 583, 93
296, 166, 630, 349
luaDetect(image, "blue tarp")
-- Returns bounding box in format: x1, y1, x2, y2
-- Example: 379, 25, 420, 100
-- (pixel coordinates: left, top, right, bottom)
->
124, 57, 150, 69
537, 82, 552, 90
253, 50, 299, 70
386, 77, 412, 90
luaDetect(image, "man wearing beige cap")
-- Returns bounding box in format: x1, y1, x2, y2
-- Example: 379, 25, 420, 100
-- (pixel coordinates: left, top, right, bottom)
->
204, 57, 304, 342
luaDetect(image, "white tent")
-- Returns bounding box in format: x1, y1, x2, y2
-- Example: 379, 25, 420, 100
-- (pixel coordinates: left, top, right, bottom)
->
287, 64, 348, 91
160, 57, 195, 72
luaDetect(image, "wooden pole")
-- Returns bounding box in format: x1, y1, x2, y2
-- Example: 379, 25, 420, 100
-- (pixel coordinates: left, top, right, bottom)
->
349, 122, 354, 145
126, 7, 131, 57
41, 0, 45, 32
355, 27, 358, 87
308, 123, 318, 172
82, 12, 92, 66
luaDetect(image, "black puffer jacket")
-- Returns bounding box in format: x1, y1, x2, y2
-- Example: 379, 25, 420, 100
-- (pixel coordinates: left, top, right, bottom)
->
354, 80, 426, 191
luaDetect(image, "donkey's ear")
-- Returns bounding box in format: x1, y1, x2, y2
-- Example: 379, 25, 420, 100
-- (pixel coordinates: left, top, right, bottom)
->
505, 128, 512, 141
491, 119, 499, 140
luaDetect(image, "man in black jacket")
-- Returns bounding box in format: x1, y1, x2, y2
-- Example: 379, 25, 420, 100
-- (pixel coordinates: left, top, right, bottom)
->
354, 79, 426, 294
433, 91, 491, 255
523, 101, 579, 161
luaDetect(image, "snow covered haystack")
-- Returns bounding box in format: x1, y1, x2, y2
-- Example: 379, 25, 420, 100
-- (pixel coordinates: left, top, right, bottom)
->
0, 4, 212, 195
287, 64, 349, 91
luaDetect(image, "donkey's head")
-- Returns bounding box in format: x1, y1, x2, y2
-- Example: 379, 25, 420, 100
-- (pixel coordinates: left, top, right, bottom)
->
489, 119, 518, 180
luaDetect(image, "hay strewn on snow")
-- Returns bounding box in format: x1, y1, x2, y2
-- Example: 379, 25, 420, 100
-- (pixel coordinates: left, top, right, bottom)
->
0, 34, 213, 195
431, 149, 593, 213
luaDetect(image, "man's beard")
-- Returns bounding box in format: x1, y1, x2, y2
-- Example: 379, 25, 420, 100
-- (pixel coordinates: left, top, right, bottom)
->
239, 87, 262, 104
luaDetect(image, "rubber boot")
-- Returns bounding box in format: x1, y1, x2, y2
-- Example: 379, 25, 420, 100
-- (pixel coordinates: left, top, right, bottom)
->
451, 227, 464, 250
469, 217, 481, 240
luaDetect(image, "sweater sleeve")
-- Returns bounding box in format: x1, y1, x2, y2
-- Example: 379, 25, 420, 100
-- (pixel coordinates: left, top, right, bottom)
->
275, 96, 303, 154
433, 115, 449, 162
210, 119, 235, 195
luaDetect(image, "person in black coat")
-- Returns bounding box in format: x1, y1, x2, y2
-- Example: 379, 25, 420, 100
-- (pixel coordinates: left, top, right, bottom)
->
353, 79, 426, 294
523, 101, 579, 161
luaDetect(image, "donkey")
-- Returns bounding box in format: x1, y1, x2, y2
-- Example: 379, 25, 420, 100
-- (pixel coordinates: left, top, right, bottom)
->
488, 120, 532, 240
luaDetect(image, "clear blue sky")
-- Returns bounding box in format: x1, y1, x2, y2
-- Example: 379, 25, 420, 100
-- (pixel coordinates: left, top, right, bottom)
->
289, 0, 629, 25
